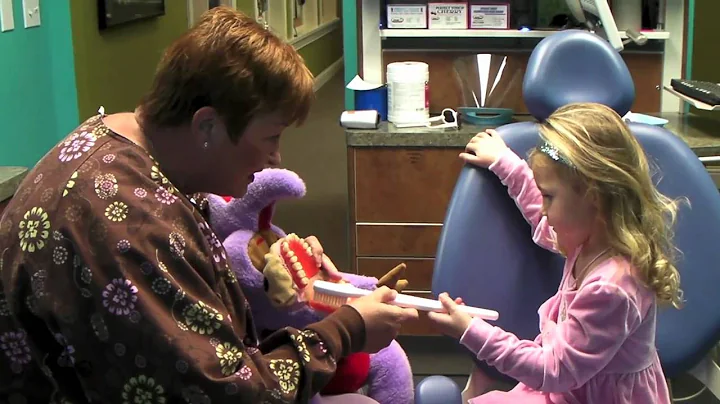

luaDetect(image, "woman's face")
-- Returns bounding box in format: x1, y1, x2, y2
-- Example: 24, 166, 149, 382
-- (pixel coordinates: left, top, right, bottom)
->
230, 113, 285, 196
195, 109, 286, 198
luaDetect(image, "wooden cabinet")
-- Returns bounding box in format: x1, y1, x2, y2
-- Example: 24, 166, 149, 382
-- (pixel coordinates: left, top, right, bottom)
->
348, 147, 464, 335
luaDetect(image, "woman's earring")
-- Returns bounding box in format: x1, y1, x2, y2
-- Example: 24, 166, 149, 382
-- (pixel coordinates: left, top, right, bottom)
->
203, 141, 209, 149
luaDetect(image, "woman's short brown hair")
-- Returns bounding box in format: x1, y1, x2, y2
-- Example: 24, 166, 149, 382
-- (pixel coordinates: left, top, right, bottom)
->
138, 6, 314, 141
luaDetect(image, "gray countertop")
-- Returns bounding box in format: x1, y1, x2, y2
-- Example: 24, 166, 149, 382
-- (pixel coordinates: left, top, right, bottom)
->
346, 113, 720, 157
0, 167, 29, 203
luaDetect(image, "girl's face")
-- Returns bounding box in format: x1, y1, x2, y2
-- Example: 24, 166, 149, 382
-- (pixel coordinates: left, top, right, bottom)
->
532, 161, 598, 253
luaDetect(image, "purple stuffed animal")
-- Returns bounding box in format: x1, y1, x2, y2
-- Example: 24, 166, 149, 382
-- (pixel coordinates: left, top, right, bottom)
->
207, 168, 414, 404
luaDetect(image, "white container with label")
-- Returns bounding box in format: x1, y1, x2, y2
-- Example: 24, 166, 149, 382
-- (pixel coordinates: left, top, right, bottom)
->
470, 4, 509, 29
428, 2, 468, 29
386, 62, 430, 125
387, 5, 428, 29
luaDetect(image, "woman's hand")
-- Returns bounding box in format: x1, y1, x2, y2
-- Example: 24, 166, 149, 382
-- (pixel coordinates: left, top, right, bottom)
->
459, 129, 509, 168
427, 293, 473, 340
349, 287, 419, 353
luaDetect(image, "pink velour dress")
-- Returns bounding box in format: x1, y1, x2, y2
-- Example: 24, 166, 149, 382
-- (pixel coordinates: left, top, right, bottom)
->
459, 149, 671, 404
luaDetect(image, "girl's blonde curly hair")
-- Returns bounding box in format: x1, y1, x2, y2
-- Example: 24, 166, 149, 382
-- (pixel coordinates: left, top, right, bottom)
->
529, 102, 685, 308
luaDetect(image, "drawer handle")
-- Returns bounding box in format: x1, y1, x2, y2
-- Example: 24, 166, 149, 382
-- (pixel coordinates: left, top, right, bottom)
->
407, 151, 423, 164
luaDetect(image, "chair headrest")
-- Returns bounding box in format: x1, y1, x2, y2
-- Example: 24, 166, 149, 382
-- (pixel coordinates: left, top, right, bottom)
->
523, 30, 635, 121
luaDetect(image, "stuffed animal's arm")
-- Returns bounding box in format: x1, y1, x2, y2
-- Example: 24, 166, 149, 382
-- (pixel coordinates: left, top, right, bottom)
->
376, 263, 409, 292
324, 254, 408, 292
342, 273, 380, 291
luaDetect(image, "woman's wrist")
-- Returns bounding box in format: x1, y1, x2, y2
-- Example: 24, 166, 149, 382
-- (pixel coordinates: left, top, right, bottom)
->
305, 305, 366, 360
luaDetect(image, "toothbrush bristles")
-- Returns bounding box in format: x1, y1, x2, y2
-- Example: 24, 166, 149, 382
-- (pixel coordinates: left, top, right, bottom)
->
313, 291, 348, 309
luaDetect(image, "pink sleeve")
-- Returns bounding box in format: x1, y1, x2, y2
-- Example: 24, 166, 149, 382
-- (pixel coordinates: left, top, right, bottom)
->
459, 281, 641, 393
488, 149, 557, 252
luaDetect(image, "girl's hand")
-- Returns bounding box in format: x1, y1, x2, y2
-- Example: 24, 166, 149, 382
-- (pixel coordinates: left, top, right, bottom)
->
427, 293, 473, 340
459, 129, 509, 168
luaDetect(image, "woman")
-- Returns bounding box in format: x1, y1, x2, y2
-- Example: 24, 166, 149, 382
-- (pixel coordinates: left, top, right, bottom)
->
0, 7, 417, 403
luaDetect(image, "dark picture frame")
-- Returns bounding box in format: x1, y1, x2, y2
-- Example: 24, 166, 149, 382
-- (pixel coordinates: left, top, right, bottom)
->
98, 0, 166, 30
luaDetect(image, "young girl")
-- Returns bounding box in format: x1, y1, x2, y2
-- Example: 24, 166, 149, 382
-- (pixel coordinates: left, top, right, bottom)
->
428, 102, 683, 404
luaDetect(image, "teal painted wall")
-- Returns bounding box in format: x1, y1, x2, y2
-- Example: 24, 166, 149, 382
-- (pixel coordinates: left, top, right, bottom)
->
0, 0, 78, 168
342, 0, 356, 110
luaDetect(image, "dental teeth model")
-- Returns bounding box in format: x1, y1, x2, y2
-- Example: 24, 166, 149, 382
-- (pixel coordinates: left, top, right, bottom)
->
279, 233, 319, 289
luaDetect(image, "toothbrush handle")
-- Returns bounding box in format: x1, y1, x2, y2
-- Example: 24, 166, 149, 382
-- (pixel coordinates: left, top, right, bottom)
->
393, 293, 499, 321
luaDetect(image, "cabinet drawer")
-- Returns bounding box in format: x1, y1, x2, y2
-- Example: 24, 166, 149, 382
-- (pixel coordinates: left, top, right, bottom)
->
400, 292, 441, 336
357, 257, 434, 291
356, 224, 442, 257
352, 148, 464, 223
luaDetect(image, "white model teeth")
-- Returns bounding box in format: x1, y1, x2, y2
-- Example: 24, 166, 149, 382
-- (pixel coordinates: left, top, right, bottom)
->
300, 277, 308, 286
292, 262, 302, 271
306, 248, 312, 256
297, 269, 306, 278
290, 256, 298, 263
282, 242, 289, 252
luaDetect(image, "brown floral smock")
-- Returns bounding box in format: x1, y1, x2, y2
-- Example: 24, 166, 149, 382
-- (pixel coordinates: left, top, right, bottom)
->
0, 114, 365, 403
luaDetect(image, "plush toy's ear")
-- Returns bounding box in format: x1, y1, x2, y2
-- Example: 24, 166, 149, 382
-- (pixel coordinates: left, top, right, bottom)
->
207, 168, 307, 241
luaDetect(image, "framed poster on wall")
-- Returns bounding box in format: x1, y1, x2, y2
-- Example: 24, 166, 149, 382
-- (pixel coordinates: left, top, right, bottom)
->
98, 0, 166, 30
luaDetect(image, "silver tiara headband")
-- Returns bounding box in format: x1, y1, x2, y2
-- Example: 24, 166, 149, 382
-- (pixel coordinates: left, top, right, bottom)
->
537, 138, 574, 168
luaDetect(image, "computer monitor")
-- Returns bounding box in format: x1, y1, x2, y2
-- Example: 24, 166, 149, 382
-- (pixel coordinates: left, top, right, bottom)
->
565, 0, 624, 51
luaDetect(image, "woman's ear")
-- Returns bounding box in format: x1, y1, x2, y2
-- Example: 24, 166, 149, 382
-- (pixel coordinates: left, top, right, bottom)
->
191, 107, 227, 146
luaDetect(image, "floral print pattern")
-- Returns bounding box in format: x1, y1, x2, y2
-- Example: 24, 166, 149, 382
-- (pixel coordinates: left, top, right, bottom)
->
105, 201, 129, 222
94, 173, 118, 200
62, 171, 78, 197
269, 359, 300, 394
215, 342, 243, 376
92, 125, 110, 139
102, 278, 138, 316
155, 187, 177, 205
134, 188, 147, 198
58, 131, 96, 162
291, 334, 311, 364
151, 166, 175, 193
117, 239, 131, 253
168, 232, 185, 259
182, 301, 223, 335
53, 245, 68, 265
18, 207, 50, 252
237, 365, 253, 380
151, 277, 172, 295
0, 116, 353, 402
0, 294, 10, 317
0, 330, 31, 368
121, 375, 166, 404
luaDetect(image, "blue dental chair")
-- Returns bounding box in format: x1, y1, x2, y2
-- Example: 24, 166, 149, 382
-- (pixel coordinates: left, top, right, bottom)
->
415, 30, 720, 403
